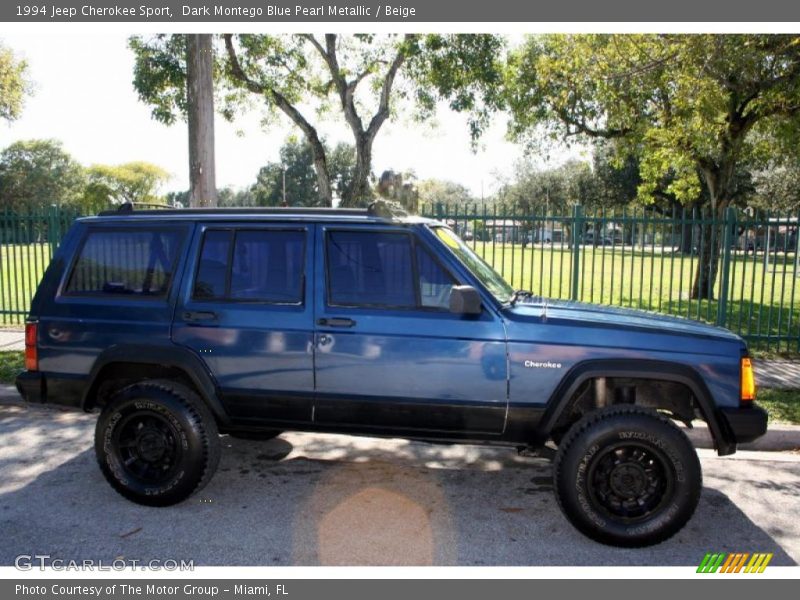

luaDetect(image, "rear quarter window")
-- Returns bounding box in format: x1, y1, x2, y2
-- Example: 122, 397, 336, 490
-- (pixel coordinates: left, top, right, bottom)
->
64, 228, 184, 298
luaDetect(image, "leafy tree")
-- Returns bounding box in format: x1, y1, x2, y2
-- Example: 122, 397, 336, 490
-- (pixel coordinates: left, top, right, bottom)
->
591, 142, 641, 209
505, 34, 800, 299
417, 178, 475, 209
0, 139, 84, 211
129, 34, 504, 207
503, 159, 599, 214
750, 159, 800, 212
250, 137, 356, 206
0, 42, 31, 123
81, 161, 171, 212
217, 186, 256, 207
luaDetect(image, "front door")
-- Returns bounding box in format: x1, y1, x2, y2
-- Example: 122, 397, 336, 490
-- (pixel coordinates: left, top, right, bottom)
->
172, 223, 314, 425
313, 225, 508, 435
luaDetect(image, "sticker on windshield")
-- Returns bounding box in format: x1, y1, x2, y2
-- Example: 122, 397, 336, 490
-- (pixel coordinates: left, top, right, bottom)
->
436, 228, 461, 249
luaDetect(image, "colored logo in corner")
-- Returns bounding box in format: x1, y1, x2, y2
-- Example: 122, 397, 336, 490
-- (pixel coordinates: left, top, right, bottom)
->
697, 552, 773, 573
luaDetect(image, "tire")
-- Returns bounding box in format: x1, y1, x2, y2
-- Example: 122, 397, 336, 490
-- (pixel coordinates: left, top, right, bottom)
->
227, 430, 282, 441
95, 379, 221, 507
553, 405, 701, 547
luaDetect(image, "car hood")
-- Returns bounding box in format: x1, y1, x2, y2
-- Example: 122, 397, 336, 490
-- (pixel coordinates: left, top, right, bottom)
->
504, 297, 742, 342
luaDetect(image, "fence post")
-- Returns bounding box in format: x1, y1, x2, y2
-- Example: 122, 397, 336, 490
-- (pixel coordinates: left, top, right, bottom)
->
716, 206, 736, 327
47, 204, 60, 256
571, 204, 583, 301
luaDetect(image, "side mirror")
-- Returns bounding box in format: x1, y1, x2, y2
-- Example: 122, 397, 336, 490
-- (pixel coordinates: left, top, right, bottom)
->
449, 285, 482, 315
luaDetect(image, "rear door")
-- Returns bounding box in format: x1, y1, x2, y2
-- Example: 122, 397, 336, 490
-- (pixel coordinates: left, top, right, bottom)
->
172, 222, 314, 425
313, 224, 508, 434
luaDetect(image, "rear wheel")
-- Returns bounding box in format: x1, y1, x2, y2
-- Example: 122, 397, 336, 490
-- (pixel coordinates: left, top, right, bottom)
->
553, 405, 701, 547
95, 379, 221, 507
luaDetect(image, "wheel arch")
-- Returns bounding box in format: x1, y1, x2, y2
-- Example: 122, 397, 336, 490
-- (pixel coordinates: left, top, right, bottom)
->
539, 358, 735, 455
82, 344, 231, 428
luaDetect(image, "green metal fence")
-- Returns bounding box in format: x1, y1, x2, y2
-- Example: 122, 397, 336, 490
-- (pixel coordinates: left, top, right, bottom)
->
0, 206, 80, 325
422, 203, 800, 353
2, 204, 800, 354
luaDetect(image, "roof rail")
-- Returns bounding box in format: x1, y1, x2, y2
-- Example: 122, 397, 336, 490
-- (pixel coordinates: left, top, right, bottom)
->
96, 204, 385, 218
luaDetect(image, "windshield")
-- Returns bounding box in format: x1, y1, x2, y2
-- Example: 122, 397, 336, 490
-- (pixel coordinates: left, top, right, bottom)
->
432, 226, 515, 302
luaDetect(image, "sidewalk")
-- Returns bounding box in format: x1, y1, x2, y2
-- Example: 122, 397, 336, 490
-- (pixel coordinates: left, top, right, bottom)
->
0, 328, 24, 351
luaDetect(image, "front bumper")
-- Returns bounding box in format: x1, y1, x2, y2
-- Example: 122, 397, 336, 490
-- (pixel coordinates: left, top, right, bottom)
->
719, 404, 768, 444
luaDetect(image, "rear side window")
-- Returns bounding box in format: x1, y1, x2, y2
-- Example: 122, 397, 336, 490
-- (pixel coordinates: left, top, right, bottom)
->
65, 228, 183, 298
193, 229, 305, 304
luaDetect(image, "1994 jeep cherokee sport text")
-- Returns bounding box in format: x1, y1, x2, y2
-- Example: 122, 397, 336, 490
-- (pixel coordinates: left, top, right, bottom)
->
15, 205, 768, 547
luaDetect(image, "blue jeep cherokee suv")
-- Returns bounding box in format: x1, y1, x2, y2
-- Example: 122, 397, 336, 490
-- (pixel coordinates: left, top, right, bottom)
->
16, 204, 767, 547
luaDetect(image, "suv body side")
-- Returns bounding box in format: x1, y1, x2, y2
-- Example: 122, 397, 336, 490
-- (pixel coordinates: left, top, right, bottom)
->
18, 213, 765, 454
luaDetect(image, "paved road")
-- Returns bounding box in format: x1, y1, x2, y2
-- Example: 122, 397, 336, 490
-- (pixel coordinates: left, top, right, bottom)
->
0, 402, 798, 567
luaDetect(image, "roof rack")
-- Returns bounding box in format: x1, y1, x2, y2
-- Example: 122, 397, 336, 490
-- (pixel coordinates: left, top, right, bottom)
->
97, 200, 408, 219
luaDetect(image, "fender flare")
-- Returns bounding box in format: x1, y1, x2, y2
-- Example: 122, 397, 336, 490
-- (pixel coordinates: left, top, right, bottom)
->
82, 343, 231, 427
538, 358, 735, 455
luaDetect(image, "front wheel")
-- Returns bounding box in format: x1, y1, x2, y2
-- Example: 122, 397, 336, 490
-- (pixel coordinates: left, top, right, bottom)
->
95, 379, 221, 507
553, 405, 701, 547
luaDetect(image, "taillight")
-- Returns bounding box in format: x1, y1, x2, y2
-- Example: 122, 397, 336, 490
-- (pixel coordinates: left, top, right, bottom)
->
25, 322, 38, 371
741, 357, 756, 402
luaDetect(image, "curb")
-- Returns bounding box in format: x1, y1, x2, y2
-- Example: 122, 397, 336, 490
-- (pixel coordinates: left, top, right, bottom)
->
681, 422, 800, 452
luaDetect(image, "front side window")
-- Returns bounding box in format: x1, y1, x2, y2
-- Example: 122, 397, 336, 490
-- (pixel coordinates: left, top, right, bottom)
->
327, 231, 415, 307
66, 228, 183, 298
417, 244, 456, 309
433, 226, 514, 302
326, 230, 456, 309
193, 229, 305, 303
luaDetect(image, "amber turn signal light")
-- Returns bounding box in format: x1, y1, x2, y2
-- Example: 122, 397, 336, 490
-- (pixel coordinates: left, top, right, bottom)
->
741, 357, 756, 402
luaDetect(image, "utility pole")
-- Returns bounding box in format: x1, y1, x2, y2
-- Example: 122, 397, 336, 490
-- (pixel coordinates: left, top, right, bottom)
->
186, 34, 217, 207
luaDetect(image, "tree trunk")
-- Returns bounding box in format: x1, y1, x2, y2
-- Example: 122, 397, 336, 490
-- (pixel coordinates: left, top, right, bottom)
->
186, 34, 217, 208
308, 135, 333, 207
341, 135, 373, 207
690, 218, 722, 300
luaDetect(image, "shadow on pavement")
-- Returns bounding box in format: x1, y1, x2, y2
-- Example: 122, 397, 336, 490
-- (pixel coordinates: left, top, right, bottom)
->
0, 407, 796, 567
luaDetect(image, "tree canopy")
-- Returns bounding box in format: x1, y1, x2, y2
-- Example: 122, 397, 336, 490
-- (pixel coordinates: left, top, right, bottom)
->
249, 137, 356, 206
0, 139, 85, 211
0, 42, 31, 123
129, 33, 504, 207
82, 161, 171, 212
504, 34, 800, 298
506, 34, 800, 210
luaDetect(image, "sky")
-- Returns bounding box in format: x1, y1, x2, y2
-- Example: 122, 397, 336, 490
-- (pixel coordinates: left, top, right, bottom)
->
0, 33, 584, 198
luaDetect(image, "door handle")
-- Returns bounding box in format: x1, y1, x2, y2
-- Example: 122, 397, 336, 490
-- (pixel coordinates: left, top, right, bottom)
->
183, 310, 218, 322
317, 317, 356, 328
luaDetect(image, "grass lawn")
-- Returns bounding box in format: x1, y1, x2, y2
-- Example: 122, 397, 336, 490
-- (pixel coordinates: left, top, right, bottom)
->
1, 242, 54, 326
757, 389, 800, 425
0, 351, 23, 384
471, 242, 800, 354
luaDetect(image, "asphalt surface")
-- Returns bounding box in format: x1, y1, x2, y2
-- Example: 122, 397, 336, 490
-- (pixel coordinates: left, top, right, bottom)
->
1, 402, 798, 567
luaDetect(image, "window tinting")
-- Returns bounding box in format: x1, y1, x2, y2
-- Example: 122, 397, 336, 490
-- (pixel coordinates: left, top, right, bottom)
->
194, 230, 232, 299
417, 245, 456, 309
193, 229, 305, 303
326, 231, 416, 307
66, 229, 182, 297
